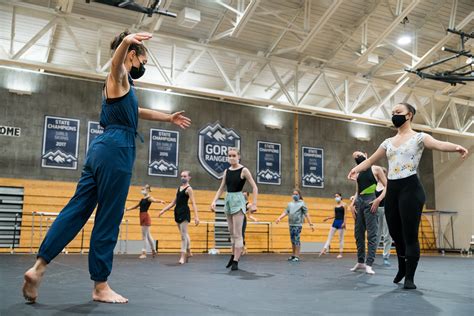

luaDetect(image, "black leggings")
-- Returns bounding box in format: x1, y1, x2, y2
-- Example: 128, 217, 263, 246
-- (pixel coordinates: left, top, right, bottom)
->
384, 174, 426, 258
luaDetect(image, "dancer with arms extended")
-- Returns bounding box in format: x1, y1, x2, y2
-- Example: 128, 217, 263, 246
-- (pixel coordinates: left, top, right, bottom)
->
22, 31, 191, 304
348, 102, 468, 289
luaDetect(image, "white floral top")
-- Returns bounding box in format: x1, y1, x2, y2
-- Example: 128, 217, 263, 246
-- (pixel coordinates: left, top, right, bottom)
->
380, 132, 426, 180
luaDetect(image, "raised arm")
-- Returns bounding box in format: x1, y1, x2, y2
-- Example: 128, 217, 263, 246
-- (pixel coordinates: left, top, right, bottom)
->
423, 134, 468, 158
211, 170, 227, 211
186, 187, 200, 226
242, 168, 258, 212
159, 197, 176, 217
147, 196, 165, 204
138, 109, 191, 129
108, 33, 152, 95
348, 147, 386, 180
125, 201, 140, 212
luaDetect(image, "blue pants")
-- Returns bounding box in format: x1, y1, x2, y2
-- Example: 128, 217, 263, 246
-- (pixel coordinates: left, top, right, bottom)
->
289, 226, 302, 246
38, 141, 135, 282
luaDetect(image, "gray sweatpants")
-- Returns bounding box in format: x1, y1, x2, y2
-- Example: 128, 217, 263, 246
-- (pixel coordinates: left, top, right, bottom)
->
354, 194, 378, 266
376, 206, 392, 259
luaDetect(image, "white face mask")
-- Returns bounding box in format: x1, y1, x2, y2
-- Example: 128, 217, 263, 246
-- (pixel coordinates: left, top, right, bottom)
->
141, 189, 147, 195
335, 197, 342, 203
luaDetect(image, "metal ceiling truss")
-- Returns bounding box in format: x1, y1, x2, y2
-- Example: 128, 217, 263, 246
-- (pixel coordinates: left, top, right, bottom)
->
0, 1, 473, 138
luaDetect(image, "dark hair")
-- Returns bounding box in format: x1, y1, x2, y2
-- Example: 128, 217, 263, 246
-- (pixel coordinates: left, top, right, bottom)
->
110, 30, 147, 56
293, 188, 303, 200
398, 102, 416, 121
335, 192, 342, 197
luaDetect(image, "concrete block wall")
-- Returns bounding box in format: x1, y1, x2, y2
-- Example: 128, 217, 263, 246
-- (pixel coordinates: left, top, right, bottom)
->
0, 68, 435, 208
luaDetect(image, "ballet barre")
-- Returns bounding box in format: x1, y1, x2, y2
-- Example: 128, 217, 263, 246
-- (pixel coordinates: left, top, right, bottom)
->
29, 211, 129, 254
421, 210, 458, 252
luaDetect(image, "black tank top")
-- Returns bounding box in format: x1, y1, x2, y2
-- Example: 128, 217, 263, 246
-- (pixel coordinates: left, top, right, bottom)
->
335, 206, 345, 220
174, 186, 190, 223
139, 198, 152, 213
375, 189, 385, 207
175, 186, 190, 212
357, 168, 377, 194
226, 167, 246, 192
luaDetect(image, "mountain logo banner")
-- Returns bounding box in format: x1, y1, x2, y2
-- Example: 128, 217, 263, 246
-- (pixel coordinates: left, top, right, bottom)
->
41, 115, 80, 170
198, 122, 241, 179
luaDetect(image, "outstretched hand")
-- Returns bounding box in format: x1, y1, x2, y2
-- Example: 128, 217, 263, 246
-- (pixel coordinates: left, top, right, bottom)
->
347, 168, 358, 180
124, 32, 152, 45
456, 145, 469, 159
170, 111, 191, 129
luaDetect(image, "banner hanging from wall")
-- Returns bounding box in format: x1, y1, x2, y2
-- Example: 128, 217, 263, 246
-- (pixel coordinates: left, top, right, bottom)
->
86, 121, 104, 153
198, 122, 241, 179
41, 115, 80, 170
301, 146, 324, 188
257, 141, 281, 185
148, 128, 179, 177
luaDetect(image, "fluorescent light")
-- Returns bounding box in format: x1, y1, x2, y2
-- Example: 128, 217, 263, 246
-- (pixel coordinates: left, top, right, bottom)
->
397, 35, 412, 45
264, 123, 282, 130
8, 88, 32, 95
355, 136, 371, 141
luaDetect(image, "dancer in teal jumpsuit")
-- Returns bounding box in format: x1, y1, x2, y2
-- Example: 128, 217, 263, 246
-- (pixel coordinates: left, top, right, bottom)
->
22, 31, 191, 304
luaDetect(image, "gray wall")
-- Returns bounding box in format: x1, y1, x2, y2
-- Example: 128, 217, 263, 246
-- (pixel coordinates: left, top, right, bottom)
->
0, 68, 435, 208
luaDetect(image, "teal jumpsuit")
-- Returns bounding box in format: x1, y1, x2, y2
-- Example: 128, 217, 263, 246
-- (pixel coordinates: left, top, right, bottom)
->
38, 75, 139, 282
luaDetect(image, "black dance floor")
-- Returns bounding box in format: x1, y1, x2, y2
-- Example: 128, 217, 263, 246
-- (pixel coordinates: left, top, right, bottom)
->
1, 254, 473, 315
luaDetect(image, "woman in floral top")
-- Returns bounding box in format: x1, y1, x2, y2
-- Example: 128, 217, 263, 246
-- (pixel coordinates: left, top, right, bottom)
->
348, 102, 468, 290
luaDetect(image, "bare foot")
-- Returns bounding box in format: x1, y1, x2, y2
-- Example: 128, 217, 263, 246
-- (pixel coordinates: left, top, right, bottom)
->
23, 267, 44, 304
92, 282, 128, 304
186, 250, 193, 257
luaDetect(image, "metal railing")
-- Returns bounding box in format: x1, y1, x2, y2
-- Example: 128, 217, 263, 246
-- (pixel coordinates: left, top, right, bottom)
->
29, 211, 129, 254
200, 221, 272, 253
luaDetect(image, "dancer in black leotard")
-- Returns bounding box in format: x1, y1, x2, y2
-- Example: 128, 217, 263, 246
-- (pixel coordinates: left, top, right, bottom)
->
159, 170, 199, 264
126, 184, 164, 259
320, 193, 347, 258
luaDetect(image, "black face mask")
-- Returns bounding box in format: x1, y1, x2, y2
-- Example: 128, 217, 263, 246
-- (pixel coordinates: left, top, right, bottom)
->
392, 114, 408, 128
355, 155, 366, 165
130, 56, 146, 79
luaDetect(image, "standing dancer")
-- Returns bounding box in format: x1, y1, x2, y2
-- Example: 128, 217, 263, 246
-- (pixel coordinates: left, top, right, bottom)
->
125, 184, 164, 259
22, 31, 191, 304
211, 148, 258, 271
375, 168, 393, 266
349, 151, 387, 275
275, 189, 315, 262
348, 102, 468, 289
320, 193, 347, 258
159, 170, 199, 264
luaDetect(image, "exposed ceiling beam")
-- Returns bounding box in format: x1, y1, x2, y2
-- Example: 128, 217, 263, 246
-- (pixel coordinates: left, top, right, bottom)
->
357, 0, 421, 63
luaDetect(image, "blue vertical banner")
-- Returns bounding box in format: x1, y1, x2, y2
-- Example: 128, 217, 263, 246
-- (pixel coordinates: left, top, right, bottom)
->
198, 122, 241, 179
86, 121, 104, 153
257, 141, 281, 185
41, 115, 80, 170
302, 146, 324, 188
148, 128, 179, 177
